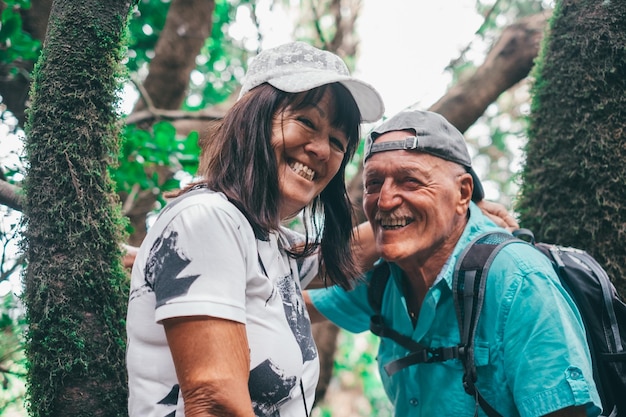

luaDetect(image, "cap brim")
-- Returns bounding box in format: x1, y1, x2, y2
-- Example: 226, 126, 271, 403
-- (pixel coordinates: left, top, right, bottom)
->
269, 72, 384, 123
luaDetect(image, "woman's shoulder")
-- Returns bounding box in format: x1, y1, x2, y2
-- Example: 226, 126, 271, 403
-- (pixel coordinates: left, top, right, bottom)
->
159, 188, 242, 220
146, 188, 255, 243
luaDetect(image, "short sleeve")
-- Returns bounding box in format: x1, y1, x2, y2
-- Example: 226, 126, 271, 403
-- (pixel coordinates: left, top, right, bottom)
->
148, 199, 256, 324
308, 273, 374, 333
494, 245, 602, 417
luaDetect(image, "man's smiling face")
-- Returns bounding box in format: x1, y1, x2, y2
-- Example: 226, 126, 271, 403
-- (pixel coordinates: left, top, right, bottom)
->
362, 129, 472, 267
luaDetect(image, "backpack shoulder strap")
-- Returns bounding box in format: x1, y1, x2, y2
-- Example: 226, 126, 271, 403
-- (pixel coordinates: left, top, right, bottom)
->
367, 261, 456, 372
367, 261, 391, 316
453, 231, 520, 417
368, 261, 429, 353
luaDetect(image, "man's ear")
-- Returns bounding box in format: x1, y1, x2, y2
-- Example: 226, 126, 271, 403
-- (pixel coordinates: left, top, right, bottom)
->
457, 172, 473, 213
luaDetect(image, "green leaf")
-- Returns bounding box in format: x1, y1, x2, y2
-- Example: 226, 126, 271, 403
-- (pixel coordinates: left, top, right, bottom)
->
153, 121, 176, 151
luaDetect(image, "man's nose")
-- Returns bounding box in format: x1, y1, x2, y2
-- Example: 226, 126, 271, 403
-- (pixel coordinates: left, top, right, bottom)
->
377, 180, 401, 210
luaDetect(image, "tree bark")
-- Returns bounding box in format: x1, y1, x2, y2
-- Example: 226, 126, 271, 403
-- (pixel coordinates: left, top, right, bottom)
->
133, 0, 214, 114
430, 12, 550, 132
517, 0, 626, 297
0, 180, 22, 211
22, 0, 133, 414
2, 0, 218, 247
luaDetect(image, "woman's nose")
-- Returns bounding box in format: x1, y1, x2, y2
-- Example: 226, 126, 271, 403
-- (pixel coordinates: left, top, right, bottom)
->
304, 134, 331, 161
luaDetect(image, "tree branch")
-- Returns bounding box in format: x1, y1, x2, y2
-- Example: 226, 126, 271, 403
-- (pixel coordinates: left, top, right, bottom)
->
430, 11, 551, 132
132, 0, 215, 114
0, 180, 23, 212
124, 107, 224, 126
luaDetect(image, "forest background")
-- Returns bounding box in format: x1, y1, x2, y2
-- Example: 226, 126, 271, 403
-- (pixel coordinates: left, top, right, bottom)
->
0, 0, 624, 416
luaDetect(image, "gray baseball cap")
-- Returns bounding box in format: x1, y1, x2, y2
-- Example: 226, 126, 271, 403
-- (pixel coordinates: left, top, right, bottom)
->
238, 41, 384, 123
364, 110, 484, 201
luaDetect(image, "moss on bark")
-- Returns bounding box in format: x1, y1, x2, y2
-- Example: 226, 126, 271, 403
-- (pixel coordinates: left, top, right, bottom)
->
22, 1, 133, 415
517, 0, 626, 297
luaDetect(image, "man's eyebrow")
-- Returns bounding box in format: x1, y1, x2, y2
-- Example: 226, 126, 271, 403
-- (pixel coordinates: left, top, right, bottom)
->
365, 163, 435, 179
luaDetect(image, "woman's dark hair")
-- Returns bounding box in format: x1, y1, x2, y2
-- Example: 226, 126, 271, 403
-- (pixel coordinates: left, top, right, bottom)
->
195, 82, 362, 289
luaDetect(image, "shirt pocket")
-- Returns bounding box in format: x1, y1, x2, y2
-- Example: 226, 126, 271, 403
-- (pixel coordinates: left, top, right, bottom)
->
473, 340, 491, 367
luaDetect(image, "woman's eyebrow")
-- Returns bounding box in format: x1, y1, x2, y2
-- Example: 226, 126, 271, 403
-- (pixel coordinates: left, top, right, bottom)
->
311, 104, 326, 118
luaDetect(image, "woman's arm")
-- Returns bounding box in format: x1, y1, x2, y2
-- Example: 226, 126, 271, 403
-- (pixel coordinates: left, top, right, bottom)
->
163, 316, 255, 417
476, 199, 519, 231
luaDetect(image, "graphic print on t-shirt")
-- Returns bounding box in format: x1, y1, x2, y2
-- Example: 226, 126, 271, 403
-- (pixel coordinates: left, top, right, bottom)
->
277, 274, 316, 362
157, 384, 179, 417
249, 267, 318, 415
133, 210, 318, 416
145, 229, 200, 307
249, 359, 297, 416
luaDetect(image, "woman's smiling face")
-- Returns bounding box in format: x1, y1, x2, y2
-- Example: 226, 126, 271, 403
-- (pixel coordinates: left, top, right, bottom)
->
271, 90, 349, 219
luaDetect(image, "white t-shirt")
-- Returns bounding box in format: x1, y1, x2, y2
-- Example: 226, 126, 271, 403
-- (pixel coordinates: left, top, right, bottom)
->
126, 188, 320, 417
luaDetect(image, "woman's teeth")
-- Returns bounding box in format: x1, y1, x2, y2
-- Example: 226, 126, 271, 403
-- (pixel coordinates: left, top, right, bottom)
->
290, 162, 315, 181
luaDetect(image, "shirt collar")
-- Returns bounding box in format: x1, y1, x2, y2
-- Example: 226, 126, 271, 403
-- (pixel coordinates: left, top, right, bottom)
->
438, 202, 505, 289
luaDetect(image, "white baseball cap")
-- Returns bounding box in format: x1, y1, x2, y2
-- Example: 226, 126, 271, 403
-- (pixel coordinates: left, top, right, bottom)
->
239, 41, 385, 123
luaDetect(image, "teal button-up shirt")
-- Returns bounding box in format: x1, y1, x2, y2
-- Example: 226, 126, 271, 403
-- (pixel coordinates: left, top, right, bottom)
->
309, 202, 601, 417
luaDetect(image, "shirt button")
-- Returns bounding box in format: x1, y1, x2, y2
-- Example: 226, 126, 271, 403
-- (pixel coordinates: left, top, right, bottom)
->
567, 367, 582, 379
409, 398, 419, 406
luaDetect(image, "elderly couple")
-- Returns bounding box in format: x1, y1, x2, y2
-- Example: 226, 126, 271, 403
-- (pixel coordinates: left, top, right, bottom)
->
125, 41, 601, 417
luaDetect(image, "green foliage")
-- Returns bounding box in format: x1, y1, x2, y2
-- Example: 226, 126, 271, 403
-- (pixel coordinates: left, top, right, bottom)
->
314, 331, 393, 417
125, 0, 250, 110
475, 0, 549, 35
113, 121, 200, 210
0, 0, 41, 68
125, 0, 170, 73
0, 293, 26, 416
185, 0, 253, 109
517, 0, 626, 296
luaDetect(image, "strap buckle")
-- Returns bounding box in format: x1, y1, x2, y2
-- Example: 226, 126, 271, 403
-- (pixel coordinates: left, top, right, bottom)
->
426, 345, 460, 362
403, 136, 418, 150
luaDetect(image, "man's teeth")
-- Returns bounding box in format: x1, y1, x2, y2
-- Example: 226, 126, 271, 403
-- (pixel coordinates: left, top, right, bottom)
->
290, 162, 315, 181
380, 218, 410, 229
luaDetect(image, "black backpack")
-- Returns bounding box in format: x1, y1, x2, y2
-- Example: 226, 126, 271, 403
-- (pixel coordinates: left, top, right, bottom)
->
368, 229, 626, 417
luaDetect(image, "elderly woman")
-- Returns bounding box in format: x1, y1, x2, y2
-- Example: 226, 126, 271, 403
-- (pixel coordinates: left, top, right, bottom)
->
126, 41, 384, 417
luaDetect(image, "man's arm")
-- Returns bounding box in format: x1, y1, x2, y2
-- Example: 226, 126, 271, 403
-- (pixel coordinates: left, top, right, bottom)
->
305, 221, 377, 289
305, 200, 517, 290
303, 291, 328, 324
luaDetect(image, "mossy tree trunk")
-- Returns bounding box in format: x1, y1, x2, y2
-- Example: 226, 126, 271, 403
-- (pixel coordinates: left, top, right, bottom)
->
22, 0, 134, 415
517, 0, 626, 297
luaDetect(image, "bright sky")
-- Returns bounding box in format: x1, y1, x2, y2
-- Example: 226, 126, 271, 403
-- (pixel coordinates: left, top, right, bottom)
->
357, 0, 482, 116
247, 0, 484, 119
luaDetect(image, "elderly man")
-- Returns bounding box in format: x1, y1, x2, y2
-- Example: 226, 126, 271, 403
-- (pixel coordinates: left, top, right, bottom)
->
306, 110, 601, 417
